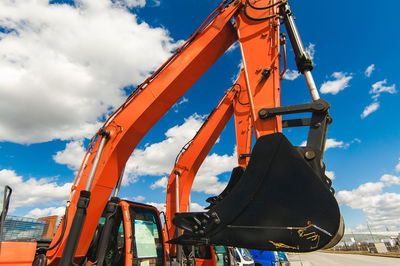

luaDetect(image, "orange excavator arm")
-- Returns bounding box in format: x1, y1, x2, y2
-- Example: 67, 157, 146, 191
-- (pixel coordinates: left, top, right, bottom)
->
165, 88, 237, 238
232, 69, 253, 168
47, 2, 240, 263
164, 89, 236, 262
164, 70, 253, 263
165, 69, 252, 242
40, 1, 343, 264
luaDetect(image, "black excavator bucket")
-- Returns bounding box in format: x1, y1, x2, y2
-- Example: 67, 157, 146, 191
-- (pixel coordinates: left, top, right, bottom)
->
205, 166, 244, 209
169, 132, 344, 252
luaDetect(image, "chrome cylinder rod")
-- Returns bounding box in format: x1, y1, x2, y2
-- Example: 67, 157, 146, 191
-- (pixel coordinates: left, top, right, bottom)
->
304, 70, 320, 101
280, 2, 320, 101
113, 167, 125, 198
85, 131, 109, 191
174, 170, 182, 264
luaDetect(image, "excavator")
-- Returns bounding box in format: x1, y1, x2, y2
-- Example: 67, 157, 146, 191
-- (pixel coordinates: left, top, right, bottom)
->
0, 0, 344, 265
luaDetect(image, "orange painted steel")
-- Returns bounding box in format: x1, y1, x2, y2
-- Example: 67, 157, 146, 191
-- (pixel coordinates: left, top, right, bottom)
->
43, 0, 284, 263
233, 70, 253, 168
120, 201, 134, 265
235, 0, 282, 138
0, 241, 37, 265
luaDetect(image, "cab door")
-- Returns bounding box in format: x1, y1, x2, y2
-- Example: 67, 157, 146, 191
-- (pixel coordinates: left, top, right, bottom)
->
120, 201, 166, 266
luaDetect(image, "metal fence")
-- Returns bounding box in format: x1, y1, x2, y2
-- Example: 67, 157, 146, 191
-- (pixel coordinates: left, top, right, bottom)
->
332, 240, 400, 254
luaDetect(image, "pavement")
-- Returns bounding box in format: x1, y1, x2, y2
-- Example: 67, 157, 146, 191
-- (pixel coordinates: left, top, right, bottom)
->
286, 251, 400, 266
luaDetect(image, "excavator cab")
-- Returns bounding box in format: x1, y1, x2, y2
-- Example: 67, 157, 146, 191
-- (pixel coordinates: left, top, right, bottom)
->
86, 201, 165, 265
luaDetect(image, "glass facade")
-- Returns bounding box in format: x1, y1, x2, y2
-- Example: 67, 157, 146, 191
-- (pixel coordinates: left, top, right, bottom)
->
2, 215, 47, 241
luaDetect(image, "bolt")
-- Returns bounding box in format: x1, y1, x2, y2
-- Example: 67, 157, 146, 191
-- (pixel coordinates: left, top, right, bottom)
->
259, 109, 268, 118
261, 68, 271, 80
304, 150, 316, 160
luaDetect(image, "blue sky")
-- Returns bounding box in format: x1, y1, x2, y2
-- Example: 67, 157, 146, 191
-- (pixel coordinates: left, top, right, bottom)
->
0, 0, 399, 234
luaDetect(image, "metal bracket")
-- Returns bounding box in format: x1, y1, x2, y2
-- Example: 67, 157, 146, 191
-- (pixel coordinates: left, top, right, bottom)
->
258, 99, 330, 119
258, 98, 333, 191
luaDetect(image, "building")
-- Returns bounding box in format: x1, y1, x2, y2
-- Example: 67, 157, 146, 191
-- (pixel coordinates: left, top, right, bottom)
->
2, 215, 58, 241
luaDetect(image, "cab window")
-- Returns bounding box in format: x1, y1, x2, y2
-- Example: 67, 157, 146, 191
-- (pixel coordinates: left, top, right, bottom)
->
129, 205, 164, 266
86, 208, 125, 266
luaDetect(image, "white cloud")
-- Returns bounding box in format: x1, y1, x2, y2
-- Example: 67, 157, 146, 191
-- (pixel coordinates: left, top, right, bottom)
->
336, 173, 400, 231
325, 139, 345, 150
123, 114, 237, 194
150, 176, 168, 190
118, 0, 160, 8
301, 138, 360, 151
305, 43, 315, 61
361, 79, 396, 119
146, 202, 205, 213
146, 202, 166, 213
188, 202, 206, 212
396, 158, 400, 173
152, 0, 161, 7
0, 0, 180, 144
123, 114, 205, 185
193, 150, 236, 194
337, 182, 384, 205
325, 170, 335, 180
133, 195, 145, 202
320, 72, 352, 95
370, 79, 396, 98
26, 206, 65, 219
122, 0, 146, 8
0, 169, 71, 211
361, 101, 379, 119
231, 61, 243, 83
178, 97, 189, 105
364, 64, 375, 78
282, 69, 300, 81
53, 140, 86, 171
226, 42, 239, 53
380, 174, 400, 186
149, 151, 237, 195
173, 97, 189, 113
